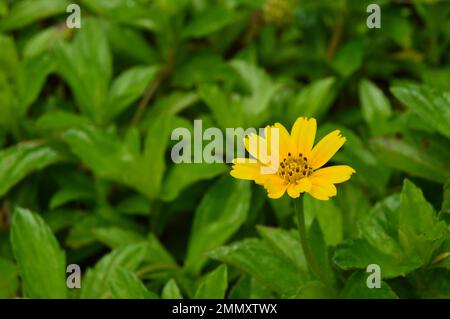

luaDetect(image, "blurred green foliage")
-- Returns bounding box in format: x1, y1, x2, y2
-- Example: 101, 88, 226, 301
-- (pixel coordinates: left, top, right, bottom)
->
0, 0, 449, 299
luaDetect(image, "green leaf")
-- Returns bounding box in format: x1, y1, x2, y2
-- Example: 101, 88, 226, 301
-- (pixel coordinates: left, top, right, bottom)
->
185, 176, 250, 274
398, 180, 448, 264
182, 7, 235, 38
92, 227, 145, 249
161, 163, 227, 201
107, 66, 159, 120
320, 124, 390, 195
332, 39, 365, 77
194, 265, 228, 299
37, 111, 92, 131
292, 281, 337, 299
0, 0, 70, 31
0, 142, 64, 198
0, 35, 19, 75
303, 195, 343, 246
230, 60, 281, 126
80, 243, 148, 298
359, 79, 392, 135
209, 239, 306, 296
391, 83, 450, 139
256, 226, 308, 275
162, 279, 182, 299
340, 271, 397, 299
334, 180, 448, 278
287, 77, 336, 121
0, 258, 19, 298
198, 84, 244, 129
10, 208, 67, 298
370, 135, 450, 183
56, 19, 112, 125
110, 268, 158, 299
145, 233, 177, 266
63, 117, 175, 199
16, 53, 55, 113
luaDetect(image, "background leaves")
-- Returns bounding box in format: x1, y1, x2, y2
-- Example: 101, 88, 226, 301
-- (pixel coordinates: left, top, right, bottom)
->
0, 0, 449, 299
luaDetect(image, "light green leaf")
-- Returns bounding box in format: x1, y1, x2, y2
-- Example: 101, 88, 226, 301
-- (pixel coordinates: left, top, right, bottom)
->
80, 243, 148, 298
16, 53, 55, 112
332, 39, 365, 77
92, 227, 145, 249
162, 279, 182, 299
370, 136, 450, 183
334, 180, 448, 278
198, 84, 244, 129
303, 195, 343, 246
194, 265, 228, 299
107, 66, 159, 120
56, 19, 112, 125
0, 0, 69, 31
110, 268, 158, 299
209, 239, 306, 296
11, 208, 67, 298
391, 83, 450, 139
182, 7, 235, 38
256, 226, 308, 275
63, 117, 175, 199
359, 79, 392, 135
0, 143, 64, 198
185, 176, 250, 274
230, 60, 281, 125
161, 163, 227, 202
340, 271, 397, 299
288, 77, 336, 121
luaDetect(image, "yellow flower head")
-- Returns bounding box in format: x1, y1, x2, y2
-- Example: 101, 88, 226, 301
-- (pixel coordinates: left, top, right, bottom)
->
230, 117, 355, 200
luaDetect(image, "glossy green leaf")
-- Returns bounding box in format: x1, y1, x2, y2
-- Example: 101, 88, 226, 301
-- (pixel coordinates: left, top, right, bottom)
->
391, 83, 450, 139
107, 66, 159, 120
209, 239, 306, 296
162, 279, 182, 299
194, 265, 228, 299
11, 208, 67, 298
185, 177, 250, 274
0, 143, 64, 198
110, 268, 158, 299
340, 271, 397, 299
80, 243, 148, 298
161, 163, 227, 202
287, 77, 336, 121
359, 79, 392, 135
0, 0, 69, 31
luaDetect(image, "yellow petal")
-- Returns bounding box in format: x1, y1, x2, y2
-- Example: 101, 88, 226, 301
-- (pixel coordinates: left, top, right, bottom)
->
287, 183, 300, 198
308, 130, 346, 169
231, 158, 273, 185
264, 176, 288, 199
294, 177, 312, 193
290, 117, 316, 157
287, 178, 312, 198
230, 158, 261, 180
265, 123, 290, 160
311, 165, 355, 184
307, 176, 337, 200
244, 133, 270, 164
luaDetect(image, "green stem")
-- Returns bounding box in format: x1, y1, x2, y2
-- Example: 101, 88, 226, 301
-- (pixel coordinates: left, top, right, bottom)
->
294, 199, 324, 282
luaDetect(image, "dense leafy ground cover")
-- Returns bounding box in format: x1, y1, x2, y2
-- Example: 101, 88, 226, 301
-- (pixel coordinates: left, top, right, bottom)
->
0, 0, 449, 299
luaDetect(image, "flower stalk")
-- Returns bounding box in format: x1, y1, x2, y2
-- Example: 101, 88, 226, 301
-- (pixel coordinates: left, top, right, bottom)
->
294, 198, 325, 283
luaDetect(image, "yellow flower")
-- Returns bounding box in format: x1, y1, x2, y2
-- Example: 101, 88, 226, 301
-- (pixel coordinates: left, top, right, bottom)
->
230, 117, 355, 200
